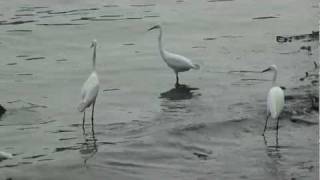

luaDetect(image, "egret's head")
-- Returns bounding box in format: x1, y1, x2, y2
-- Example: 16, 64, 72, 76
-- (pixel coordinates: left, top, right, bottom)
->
262, 64, 277, 73
148, 25, 161, 31
91, 39, 97, 48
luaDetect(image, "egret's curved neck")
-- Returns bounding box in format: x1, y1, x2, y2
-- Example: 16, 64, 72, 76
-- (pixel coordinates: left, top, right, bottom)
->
92, 45, 96, 70
272, 69, 277, 86
158, 27, 165, 59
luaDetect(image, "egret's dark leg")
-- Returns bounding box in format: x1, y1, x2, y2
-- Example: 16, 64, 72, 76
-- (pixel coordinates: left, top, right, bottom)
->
175, 72, 179, 87
91, 101, 95, 127
82, 111, 86, 127
262, 133, 268, 146
82, 111, 86, 134
262, 114, 270, 135
276, 117, 280, 140
91, 123, 96, 141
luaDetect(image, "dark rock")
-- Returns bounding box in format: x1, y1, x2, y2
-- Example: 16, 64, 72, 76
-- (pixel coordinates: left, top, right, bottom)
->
193, 152, 208, 160
276, 31, 319, 43
0, 104, 6, 117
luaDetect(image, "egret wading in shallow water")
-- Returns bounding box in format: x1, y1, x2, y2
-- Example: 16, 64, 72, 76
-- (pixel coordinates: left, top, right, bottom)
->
78, 40, 100, 128
262, 64, 285, 137
148, 25, 200, 87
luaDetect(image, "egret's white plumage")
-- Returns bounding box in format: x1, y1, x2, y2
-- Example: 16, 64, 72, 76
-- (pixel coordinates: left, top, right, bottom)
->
262, 64, 285, 136
78, 72, 99, 112
148, 25, 200, 86
78, 40, 100, 126
267, 86, 285, 119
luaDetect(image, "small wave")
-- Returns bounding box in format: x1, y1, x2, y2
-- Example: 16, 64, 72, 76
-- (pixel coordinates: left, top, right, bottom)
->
23, 154, 46, 159
55, 146, 79, 152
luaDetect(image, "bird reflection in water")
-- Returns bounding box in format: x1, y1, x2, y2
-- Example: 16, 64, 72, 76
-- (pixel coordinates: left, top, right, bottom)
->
160, 84, 200, 101
80, 125, 98, 167
263, 133, 282, 160
158, 84, 200, 122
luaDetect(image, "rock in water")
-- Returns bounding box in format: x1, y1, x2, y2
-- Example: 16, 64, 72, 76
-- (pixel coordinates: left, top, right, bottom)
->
0, 104, 5, 117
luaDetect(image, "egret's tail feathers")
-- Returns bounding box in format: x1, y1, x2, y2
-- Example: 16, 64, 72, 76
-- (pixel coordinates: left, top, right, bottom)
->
193, 64, 200, 70
77, 102, 86, 112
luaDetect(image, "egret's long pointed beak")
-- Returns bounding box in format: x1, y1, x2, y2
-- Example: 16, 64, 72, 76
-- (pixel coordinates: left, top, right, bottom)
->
148, 25, 159, 31
262, 67, 271, 73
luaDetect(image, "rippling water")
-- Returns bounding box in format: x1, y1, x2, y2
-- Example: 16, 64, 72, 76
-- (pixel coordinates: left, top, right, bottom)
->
0, 0, 318, 179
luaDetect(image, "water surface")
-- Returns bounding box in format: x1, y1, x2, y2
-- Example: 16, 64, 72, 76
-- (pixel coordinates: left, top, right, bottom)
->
0, 0, 318, 179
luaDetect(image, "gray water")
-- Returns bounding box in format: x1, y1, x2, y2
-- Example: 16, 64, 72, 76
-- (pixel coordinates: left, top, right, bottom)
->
0, 0, 318, 179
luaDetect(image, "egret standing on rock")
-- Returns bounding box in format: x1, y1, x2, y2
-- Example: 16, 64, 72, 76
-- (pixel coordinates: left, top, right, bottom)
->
148, 25, 200, 87
262, 64, 285, 138
78, 40, 100, 128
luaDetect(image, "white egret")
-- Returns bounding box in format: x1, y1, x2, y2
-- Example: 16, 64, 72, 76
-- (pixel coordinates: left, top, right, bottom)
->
78, 39, 100, 127
148, 25, 200, 87
262, 64, 285, 137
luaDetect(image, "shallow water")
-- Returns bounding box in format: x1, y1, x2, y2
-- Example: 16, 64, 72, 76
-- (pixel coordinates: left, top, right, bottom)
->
0, 0, 318, 179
